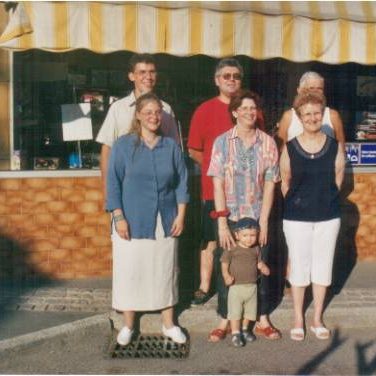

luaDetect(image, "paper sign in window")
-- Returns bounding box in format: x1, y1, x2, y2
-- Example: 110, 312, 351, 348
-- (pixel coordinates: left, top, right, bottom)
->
61, 103, 93, 141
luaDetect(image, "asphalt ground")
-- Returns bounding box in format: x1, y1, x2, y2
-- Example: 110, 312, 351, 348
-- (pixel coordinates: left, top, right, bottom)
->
0, 321, 375, 375
0, 261, 375, 374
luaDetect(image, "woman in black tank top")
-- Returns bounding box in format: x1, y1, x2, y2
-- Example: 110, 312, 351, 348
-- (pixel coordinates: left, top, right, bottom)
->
279, 91, 346, 342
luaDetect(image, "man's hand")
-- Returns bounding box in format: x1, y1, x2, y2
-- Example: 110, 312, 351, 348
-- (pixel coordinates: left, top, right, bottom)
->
100, 144, 111, 210
258, 220, 268, 247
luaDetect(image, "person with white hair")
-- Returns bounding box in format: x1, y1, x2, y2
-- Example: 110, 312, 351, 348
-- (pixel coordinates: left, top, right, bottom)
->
277, 71, 345, 146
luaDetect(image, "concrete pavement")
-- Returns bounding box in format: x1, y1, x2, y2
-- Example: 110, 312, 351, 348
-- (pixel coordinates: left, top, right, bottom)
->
0, 261, 375, 353
1, 324, 375, 375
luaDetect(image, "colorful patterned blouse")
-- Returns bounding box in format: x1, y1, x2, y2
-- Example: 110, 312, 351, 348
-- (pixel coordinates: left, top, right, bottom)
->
207, 127, 280, 221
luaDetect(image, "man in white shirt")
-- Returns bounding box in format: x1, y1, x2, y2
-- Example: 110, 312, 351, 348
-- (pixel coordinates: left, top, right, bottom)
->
96, 53, 179, 197
277, 71, 345, 146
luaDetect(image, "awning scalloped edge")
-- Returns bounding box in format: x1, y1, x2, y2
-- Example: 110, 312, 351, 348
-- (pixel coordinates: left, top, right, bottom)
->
0, 2, 32, 43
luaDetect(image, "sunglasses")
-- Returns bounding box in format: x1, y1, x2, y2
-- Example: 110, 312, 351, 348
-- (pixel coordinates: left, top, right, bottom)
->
221, 73, 242, 81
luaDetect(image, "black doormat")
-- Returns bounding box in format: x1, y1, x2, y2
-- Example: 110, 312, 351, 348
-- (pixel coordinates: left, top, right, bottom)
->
108, 333, 190, 359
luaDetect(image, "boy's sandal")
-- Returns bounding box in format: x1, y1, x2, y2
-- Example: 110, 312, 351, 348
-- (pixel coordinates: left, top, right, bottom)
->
310, 326, 330, 340
290, 328, 305, 341
208, 328, 227, 342
254, 324, 281, 340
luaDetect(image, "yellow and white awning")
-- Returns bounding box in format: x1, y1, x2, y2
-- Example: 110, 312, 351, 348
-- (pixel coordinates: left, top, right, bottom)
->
1, 1, 376, 64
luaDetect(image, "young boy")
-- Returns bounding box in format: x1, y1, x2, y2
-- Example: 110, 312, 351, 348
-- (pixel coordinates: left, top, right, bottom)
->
220, 217, 270, 347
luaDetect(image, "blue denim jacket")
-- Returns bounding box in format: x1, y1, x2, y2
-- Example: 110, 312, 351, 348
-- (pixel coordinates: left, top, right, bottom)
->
106, 134, 189, 239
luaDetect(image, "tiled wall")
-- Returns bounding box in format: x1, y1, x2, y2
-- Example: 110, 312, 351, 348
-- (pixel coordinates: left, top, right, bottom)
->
343, 172, 376, 260
0, 177, 111, 279
0, 172, 374, 280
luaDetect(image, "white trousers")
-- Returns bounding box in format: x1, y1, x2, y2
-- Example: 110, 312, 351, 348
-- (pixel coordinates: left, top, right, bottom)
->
283, 218, 340, 287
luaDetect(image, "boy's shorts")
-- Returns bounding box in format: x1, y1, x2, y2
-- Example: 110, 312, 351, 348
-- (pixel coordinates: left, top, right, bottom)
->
227, 283, 257, 321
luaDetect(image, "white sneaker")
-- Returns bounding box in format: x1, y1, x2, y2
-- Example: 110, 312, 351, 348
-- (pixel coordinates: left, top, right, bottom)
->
117, 326, 134, 346
162, 325, 187, 344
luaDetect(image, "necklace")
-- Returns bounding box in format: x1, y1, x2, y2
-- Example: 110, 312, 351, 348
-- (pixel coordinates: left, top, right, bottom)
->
236, 138, 254, 169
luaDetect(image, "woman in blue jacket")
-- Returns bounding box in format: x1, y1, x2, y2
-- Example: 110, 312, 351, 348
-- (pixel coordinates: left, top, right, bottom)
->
106, 92, 189, 346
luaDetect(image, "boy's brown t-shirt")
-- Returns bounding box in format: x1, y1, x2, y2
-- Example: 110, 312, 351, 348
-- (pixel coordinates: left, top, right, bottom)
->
220, 245, 261, 284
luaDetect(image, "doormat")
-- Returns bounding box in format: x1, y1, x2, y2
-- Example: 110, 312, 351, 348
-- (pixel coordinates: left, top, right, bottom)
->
108, 334, 190, 359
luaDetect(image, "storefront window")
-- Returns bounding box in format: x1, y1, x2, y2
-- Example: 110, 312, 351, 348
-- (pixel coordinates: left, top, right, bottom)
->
9, 49, 376, 170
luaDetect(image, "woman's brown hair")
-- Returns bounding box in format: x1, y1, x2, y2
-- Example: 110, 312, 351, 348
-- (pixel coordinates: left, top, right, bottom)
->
228, 89, 261, 125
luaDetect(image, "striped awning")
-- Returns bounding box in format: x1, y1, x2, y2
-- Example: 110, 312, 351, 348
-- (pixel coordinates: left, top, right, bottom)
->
1, 1, 376, 64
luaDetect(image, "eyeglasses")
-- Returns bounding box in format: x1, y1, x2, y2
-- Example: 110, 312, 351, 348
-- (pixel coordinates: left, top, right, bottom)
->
139, 110, 162, 117
134, 70, 157, 76
238, 106, 258, 112
221, 73, 242, 81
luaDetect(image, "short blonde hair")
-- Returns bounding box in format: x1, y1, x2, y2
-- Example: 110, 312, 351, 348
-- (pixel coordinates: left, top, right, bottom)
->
293, 90, 326, 118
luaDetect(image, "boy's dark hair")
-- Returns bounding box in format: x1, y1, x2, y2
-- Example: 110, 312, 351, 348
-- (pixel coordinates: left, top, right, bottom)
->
230, 217, 260, 232
128, 53, 156, 73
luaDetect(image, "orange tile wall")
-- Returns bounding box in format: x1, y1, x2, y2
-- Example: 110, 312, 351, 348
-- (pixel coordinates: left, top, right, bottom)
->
0, 177, 111, 279
0, 172, 374, 280
343, 172, 376, 260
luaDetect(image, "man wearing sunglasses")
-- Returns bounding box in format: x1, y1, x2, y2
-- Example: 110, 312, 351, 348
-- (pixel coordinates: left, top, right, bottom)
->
187, 58, 243, 308
96, 53, 179, 200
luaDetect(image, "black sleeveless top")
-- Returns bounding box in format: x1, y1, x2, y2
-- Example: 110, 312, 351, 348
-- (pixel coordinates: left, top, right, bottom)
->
283, 136, 340, 222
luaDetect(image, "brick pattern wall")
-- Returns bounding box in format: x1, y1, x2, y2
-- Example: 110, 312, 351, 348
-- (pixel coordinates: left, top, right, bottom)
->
0, 172, 375, 280
0, 177, 111, 279
343, 172, 376, 260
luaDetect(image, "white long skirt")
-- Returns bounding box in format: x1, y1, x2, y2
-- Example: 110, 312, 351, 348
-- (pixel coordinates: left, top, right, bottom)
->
112, 214, 179, 311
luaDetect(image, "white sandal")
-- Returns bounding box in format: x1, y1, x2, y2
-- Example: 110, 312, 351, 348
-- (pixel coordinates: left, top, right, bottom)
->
310, 326, 330, 340
290, 328, 305, 341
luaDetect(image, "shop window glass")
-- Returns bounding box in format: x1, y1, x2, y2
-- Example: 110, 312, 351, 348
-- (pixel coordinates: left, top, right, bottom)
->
10, 49, 376, 170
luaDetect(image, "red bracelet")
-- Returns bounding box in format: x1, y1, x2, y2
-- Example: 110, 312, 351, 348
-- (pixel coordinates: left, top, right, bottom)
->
210, 209, 230, 219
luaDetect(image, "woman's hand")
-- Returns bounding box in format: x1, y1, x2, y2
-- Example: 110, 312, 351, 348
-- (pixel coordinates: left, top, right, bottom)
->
259, 220, 268, 247
258, 261, 270, 276
218, 222, 236, 250
115, 219, 130, 240
170, 215, 184, 237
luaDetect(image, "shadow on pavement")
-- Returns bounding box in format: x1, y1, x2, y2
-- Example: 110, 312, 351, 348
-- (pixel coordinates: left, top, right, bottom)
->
295, 328, 348, 375
356, 338, 376, 375
0, 231, 52, 326
296, 328, 376, 376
